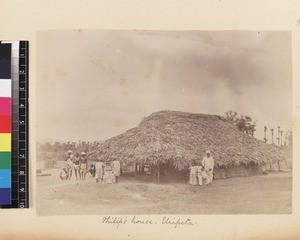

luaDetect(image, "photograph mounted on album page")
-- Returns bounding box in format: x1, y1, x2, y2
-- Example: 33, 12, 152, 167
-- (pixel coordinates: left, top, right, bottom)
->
36, 30, 292, 216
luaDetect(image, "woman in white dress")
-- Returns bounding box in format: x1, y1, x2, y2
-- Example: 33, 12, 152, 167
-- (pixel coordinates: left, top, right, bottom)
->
189, 164, 197, 186
103, 163, 115, 184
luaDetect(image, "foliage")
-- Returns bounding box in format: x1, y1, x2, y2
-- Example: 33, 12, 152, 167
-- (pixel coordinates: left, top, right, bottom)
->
225, 110, 256, 137
37, 140, 102, 168
37, 111, 288, 171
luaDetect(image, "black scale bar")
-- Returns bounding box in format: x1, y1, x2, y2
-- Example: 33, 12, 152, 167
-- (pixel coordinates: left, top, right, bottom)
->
18, 41, 29, 208
0, 41, 29, 208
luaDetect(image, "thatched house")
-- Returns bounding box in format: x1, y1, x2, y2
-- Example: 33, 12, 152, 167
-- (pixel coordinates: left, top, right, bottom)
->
97, 111, 288, 181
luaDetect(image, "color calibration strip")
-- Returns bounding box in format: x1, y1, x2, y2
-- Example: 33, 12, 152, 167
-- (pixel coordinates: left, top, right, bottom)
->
0, 41, 29, 208
0, 43, 12, 204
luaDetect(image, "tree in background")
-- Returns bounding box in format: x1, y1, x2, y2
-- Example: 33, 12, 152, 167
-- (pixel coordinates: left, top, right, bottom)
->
37, 140, 102, 169
225, 110, 256, 137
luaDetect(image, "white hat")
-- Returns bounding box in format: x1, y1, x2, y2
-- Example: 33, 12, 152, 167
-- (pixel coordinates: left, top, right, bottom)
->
205, 150, 211, 155
81, 152, 86, 155
67, 150, 73, 154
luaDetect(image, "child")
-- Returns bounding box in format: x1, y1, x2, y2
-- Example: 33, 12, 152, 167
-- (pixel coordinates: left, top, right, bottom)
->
59, 168, 69, 180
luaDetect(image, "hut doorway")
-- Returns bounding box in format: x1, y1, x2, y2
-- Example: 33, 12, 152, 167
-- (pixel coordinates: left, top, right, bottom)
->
132, 162, 188, 183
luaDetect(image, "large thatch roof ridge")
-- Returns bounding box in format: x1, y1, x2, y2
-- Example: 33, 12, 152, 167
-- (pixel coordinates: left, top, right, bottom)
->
139, 110, 229, 125
96, 110, 288, 170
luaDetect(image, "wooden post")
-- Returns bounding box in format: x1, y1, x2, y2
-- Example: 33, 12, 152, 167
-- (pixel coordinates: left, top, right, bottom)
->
157, 162, 160, 182
134, 163, 137, 177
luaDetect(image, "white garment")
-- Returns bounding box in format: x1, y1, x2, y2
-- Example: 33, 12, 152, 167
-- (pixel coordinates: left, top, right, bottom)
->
95, 162, 104, 171
202, 156, 214, 184
202, 156, 214, 172
67, 155, 74, 169
112, 160, 121, 176
195, 166, 203, 185
188, 166, 197, 185
207, 171, 213, 183
95, 162, 104, 179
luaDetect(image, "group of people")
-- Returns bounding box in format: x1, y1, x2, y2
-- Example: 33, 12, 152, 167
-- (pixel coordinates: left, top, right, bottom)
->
189, 150, 215, 186
94, 158, 121, 184
60, 149, 214, 185
59, 150, 121, 184
60, 150, 88, 180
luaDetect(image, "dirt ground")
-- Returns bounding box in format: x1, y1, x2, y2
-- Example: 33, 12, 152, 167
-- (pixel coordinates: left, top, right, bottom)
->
36, 165, 292, 215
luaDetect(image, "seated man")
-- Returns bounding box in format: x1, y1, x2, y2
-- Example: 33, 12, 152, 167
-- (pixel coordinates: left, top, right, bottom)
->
88, 164, 96, 177
59, 168, 69, 180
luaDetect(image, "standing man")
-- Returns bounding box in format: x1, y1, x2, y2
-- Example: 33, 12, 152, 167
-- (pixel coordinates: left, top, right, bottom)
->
66, 150, 74, 180
73, 152, 80, 180
112, 159, 121, 183
95, 158, 105, 183
79, 152, 88, 180
201, 150, 214, 185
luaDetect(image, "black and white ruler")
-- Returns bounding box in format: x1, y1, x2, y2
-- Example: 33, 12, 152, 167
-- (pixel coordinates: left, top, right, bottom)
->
0, 40, 29, 208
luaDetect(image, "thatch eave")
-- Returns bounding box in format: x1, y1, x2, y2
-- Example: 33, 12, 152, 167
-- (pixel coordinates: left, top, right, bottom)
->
95, 111, 288, 170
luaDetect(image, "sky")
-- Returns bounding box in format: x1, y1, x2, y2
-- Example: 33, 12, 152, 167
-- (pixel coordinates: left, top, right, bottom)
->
36, 30, 292, 142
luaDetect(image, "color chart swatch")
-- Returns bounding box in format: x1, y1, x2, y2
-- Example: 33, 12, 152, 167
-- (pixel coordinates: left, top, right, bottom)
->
0, 43, 12, 204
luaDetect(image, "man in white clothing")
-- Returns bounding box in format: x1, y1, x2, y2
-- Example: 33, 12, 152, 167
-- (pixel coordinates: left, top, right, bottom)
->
112, 160, 121, 183
201, 150, 214, 185
95, 158, 104, 183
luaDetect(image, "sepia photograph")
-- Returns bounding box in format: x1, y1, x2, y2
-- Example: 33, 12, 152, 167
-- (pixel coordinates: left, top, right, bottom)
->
36, 30, 292, 216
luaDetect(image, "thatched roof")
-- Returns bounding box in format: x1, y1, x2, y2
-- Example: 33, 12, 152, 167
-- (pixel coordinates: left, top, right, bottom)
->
96, 111, 288, 170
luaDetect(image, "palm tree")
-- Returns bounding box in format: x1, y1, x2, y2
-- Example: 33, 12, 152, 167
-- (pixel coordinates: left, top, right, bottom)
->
271, 129, 274, 144
263, 126, 267, 143
277, 126, 280, 146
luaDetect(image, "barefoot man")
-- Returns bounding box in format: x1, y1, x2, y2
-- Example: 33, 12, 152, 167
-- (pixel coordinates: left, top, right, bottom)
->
73, 152, 80, 180
66, 150, 74, 180
80, 152, 88, 180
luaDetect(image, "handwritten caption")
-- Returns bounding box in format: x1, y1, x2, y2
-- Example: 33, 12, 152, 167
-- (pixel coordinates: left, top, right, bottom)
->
102, 216, 196, 229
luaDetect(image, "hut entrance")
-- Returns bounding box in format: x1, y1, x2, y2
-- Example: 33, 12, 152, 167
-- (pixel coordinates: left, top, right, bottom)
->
123, 162, 188, 183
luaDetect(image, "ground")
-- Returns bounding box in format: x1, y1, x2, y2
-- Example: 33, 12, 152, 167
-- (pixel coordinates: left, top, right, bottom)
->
36, 163, 292, 215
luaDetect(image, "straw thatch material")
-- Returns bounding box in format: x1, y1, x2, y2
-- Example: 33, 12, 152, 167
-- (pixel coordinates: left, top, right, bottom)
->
97, 111, 287, 171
